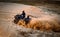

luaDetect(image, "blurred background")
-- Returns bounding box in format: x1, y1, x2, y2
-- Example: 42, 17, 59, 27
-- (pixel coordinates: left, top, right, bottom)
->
0, 0, 60, 37
0, 0, 60, 5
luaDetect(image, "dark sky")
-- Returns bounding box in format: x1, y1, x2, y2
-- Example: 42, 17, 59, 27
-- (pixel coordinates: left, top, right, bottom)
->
0, 0, 60, 2
0, 0, 20, 2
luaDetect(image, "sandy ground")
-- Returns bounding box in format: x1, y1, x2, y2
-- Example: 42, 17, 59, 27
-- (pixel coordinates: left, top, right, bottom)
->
0, 2, 60, 37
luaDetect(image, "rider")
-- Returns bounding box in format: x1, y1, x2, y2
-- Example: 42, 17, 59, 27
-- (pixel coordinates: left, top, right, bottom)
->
24, 15, 31, 24
21, 10, 26, 19
14, 10, 26, 24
